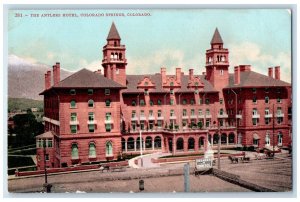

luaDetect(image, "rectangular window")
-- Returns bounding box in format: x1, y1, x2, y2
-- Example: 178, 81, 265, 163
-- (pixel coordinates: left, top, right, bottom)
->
140, 110, 145, 117
183, 109, 187, 116
105, 89, 110, 95
199, 99, 203, 105
265, 108, 270, 115
252, 97, 257, 104
158, 110, 162, 117
252, 108, 257, 115
47, 139, 53, 148
265, 97, 269, 104
157, 120, 162, 128
219, 98, 223, 104
105, 124, 111, 132
198, 109, 203, 116
265, 88, 269, 93
88, 112, 94, 121
191, 109, 195, 116
132, 110, 136, 118
106, 112, 111, 121
140, 121, 145, 130
131, 121, 136, 131
252, 88, 256, 93
70, 125, 77, 134
88, 89, 93, 95
170, 99, 174, 105
252, 118, 258, 126
206, 119, 210, 127
71, 113, 77, 121
170, 110, 175, 117
149, 121, 154, 130
149, 110, 153, 116
277, 97, 282, 103
88, 124, 95, 133
45, 154, 50, 161
265, 118, 270, 125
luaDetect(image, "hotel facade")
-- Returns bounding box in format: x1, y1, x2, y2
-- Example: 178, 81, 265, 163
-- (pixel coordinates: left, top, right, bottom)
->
36, 23, 292, 170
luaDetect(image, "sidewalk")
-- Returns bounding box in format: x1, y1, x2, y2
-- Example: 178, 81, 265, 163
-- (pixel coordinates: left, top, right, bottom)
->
129, 152, 171, 169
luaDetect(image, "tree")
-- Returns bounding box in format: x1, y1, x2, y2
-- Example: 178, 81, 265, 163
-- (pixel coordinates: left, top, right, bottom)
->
10, 112, 44, 148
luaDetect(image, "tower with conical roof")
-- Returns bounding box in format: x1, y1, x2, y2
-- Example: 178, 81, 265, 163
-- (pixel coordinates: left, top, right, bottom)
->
102, 22, 127, 86
205, 28, 229, 91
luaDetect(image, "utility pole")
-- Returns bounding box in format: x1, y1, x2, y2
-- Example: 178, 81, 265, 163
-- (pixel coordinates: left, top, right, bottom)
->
218, 123, 221, 169
272, 103, 275, 159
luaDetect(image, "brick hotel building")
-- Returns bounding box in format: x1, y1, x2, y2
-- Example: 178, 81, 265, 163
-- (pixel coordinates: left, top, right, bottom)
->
36, 23, 292, 169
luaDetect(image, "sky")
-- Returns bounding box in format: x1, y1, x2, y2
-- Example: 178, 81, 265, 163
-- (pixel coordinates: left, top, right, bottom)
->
8, 9, 292, 82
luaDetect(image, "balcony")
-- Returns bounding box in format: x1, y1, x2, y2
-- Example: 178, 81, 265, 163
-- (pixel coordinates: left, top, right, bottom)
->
87, 120, 97, 125
148, 115, 155, 120
131, 116, 138, 121
157, 116, 164, 120
236, 114, 242, 119
170, 115, 177, 120
264, 114, 273, 118
217, 113, 228, 118
275, 113, 284, 117
69, 120, 79, 125
139, 115, 147, 121
205, 114, 212, 118
198, 115, 205, 119
182, 115, 189, 119
190, 115, 197, 119
104, 119, 114, 124
252, 114, 260, 119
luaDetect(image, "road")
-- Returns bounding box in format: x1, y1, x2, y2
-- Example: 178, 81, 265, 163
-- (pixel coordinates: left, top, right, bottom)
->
7, 152, 292, 193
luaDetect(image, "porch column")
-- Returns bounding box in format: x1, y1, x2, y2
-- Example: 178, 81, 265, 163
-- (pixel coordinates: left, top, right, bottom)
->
125, 141, 127, 152
227, 135, 229, 146
134, 140, 136, 151
152, 139, 155, 150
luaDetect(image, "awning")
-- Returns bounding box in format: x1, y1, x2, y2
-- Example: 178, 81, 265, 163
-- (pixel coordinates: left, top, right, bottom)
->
253, 134, 260, 140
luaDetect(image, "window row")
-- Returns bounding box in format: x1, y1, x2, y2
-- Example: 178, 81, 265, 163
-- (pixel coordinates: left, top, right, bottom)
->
70, 99, 112, 108
71, 141, 113, 159
69, 88, 110, 95
131, 98, 210, 106
252, 96, 282, 104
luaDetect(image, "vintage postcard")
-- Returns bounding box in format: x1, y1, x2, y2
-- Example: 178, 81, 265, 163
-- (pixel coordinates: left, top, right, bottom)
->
6, 8, 293, 195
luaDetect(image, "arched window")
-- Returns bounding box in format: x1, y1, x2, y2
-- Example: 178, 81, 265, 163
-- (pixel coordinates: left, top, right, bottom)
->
188, 137, 195, 150
136, 137, 144, 150
219, 108, 224, 115
140, 99, 145, 106
229, 133, 235, 144
170, 82, 174, 86
265, 133, 270, 146
149, 100, 154, 106
89, 143, 96, 158
131, 100, 136, 106
105, 99, 111, 107
110, 53, 114, 59
71, 144, 78, 159
157, 99, 162, 105
182, 99, 187, 105
199, 137, 205, 148
106, 141, 113, 156
88, 99, 94, 108
176, 138, 184, 151
70, 100, 76, 108
145, 136, 152, 149
278, 132, 283, 146
127, 137, 135, 151
221, 133, 227, 144
154, 136, 161, 149
265, 96, 269, 104
119, 53, 122, 59
190, 99, 195, 105
213, 134, 219, 144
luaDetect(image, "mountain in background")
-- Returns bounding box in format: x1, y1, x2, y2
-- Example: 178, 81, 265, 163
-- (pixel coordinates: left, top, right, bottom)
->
8, 55, 73, 100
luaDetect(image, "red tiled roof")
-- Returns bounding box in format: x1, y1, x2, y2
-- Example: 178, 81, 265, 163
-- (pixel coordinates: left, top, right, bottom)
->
40, 69, 125, 95
226, 71, 290, 88
36, 131, 55, 139
107, 22, 121, 40
210, 28, 223, 44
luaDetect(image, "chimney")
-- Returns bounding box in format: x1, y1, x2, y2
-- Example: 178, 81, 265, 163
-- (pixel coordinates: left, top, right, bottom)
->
234, 66, 240, 85
44, 73, 48, 90
176, 68, 181, 83
161, 67, 166, 84
189, 69, 194, 80
94, 69, 102, 75
268, 67, 273, 78
53, 62, 61, 85
275, 66, 280, 80
46, 70, 51, 89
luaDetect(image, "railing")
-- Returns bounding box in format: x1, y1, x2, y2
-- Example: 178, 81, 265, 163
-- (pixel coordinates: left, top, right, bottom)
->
236, 114, 242, 119
275, 113, 284, 117
131, 116, 138, 121
87, 120, 97, 124
217, 113, 228, 118
104, 119, 114, 124
264, 114, 273, 118
252, 114, 260, 119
